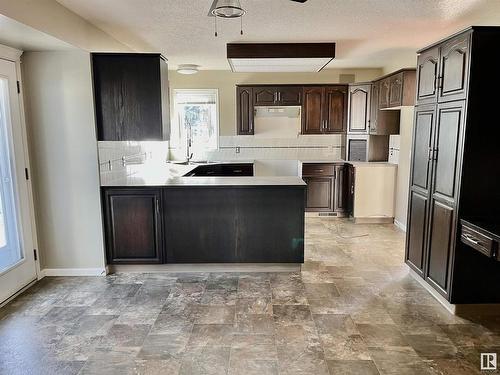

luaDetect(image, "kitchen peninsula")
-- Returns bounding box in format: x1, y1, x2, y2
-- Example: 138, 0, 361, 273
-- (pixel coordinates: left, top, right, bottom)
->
100, 162, 306, 265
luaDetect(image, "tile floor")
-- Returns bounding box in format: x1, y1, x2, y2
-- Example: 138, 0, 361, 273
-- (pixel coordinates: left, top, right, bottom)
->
1, 218, 500, 374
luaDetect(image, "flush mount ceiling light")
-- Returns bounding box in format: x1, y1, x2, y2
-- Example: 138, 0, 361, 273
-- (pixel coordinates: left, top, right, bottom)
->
177, 64, 199, 74
208, 0, 246, 37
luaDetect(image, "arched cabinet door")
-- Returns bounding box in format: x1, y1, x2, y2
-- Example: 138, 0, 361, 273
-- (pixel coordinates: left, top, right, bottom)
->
416, 47, 440, 104
348, 84, 370, 133
438, 33, 471, 103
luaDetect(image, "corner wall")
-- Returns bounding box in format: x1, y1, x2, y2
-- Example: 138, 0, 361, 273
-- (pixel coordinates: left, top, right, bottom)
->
22, 50, 105, 273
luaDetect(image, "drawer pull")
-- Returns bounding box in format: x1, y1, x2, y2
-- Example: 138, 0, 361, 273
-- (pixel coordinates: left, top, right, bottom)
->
233, 169, 242, 173
315, 169, 324, 173
463, 234, 479, 245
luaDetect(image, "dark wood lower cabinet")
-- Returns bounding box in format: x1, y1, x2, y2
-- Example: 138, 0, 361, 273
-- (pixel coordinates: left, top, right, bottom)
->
334, 165, 348, 213
304, 177, 334, 212
406, 191, 428, 276
103, 188, 162, 264
426, 201, 455, 293
102, 185, 305, 264
302, 163, 348, 215
162, 187, 304, 263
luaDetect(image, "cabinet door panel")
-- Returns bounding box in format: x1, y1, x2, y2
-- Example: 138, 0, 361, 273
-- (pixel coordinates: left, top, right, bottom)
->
279, 86, 302, 105
407, 191, 428, 274
104, 189, 162, 264
416, 47, 439, 104
434, 102, 464, 200
389, 72, 404, 107
348, 85, 370, 133
439, 33, 470, 102
237, 87, 254, 135
254, 87, 277, 105
378, 78, 390, 108
370, 81, 379, 134
427, 201, 454, 292
334, 165, 347, 213
302, 87, 324, 134
304, 177, 334, 212
93, 54, 163, 141
324, 86, 347, 133
411, 106, 435, 190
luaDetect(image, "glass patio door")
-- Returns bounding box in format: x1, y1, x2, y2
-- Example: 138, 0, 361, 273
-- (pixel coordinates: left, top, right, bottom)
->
0, 57, 37, 304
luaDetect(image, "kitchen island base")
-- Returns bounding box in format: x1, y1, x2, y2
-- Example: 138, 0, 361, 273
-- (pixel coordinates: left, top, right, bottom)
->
102, 183, 305, 265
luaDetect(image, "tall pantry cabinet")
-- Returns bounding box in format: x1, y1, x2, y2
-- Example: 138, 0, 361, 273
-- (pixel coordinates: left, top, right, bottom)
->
406, 27, 500, 303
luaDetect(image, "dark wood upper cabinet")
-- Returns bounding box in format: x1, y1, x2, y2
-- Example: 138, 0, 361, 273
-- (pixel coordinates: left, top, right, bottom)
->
103, 188, 162, 264
405, 27, 500, 303
348, 84, 370, 133
438, 32, 471, 103
378, 78, 391, 108
254, 87, 277, 106
253, 86, 302, 106
92, 53, 169, 141
370, 81, 379, 134
278, 86, 302, 105
324, 86, 347, 133
416, 47, 440, 104
389, 72, 404, 107
237, 86, 254, 135
302, 87, 324, 134
302, 85, 347, 134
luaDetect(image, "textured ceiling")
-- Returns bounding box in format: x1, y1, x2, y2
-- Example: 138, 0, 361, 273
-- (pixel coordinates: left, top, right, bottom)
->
55, 0, 500, 70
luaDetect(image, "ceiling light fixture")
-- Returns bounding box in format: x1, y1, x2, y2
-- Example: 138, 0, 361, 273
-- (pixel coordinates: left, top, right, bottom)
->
177, 64, 199, 74
210, 0, 245, 37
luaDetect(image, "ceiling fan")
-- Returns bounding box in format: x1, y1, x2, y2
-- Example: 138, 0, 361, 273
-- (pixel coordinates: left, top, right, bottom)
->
208, 0, 308, 17
209, 0, 308, 36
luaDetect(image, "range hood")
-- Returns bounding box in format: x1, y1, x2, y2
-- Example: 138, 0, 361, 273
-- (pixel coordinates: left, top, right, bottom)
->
227, 43, 336, 73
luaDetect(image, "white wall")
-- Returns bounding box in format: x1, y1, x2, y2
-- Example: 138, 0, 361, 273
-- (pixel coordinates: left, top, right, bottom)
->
394, 107, 414, 231
22, 50, 105, 272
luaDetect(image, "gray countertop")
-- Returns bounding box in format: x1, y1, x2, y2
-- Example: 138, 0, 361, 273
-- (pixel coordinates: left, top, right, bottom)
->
100, 162, 306, 187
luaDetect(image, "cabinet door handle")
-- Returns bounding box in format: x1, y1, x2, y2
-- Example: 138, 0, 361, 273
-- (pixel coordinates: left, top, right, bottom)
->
278, 92, 281, 102
156, 199, 160, 214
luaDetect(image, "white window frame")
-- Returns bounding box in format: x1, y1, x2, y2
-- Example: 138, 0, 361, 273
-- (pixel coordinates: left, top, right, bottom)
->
172, 88, 220, 151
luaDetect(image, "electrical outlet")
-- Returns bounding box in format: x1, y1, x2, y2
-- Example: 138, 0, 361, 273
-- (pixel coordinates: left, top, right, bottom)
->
236, 147, 240, 154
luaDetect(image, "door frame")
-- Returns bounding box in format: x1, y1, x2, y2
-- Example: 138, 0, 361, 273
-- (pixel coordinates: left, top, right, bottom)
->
0, 44, 41, 301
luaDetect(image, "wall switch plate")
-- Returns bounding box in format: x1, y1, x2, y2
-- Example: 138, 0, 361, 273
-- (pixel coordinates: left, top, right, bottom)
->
236, 147, 240, 153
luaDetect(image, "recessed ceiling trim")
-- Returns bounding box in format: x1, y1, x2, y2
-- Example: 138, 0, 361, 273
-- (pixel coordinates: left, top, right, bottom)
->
227, 43, 336, 72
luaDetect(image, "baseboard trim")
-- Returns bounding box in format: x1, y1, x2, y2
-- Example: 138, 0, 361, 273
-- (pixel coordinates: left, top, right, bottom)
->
394, 219, 407, 232
109, 263, 301, 273
408, 268, 456, 314
353, 217, 394, 224
41, 268, 107, 277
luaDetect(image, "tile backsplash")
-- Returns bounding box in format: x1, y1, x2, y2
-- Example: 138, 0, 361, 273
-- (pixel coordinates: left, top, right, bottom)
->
98, 134, 345, 173
169, 135, 345, 162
